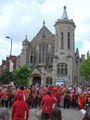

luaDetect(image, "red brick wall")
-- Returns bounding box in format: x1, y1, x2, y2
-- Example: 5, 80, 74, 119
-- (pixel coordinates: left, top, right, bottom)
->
0, 56, 17, 75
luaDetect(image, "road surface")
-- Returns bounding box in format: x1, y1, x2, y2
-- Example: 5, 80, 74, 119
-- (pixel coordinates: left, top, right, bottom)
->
29, 108, 84, 120
9, 107, 84, 120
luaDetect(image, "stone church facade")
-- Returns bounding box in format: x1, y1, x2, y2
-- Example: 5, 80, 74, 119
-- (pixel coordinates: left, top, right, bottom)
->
19, 6, 86, 86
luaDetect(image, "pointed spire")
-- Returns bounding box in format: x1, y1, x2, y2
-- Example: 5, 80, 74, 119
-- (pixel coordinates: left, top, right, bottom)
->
61, 6, 69, 21
24, 35, 28, 41
43, 20, 45, 26
23, 35, 29, 42
22, 34, 29, 46
25, 35, 27, 40
87, 51, 89, 58
76, 48, 79, 55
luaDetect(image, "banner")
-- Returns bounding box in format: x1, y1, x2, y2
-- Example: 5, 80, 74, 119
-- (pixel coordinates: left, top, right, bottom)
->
9, 60, 14, 72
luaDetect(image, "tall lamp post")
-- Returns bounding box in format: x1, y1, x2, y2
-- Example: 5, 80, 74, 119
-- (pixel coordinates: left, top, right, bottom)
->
5, 36, 13, 73
5, 36, 13, 56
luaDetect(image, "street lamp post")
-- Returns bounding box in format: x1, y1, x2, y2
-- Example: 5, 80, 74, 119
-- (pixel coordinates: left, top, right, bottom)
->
5, 36, 13, 56
5, 36, 14, 73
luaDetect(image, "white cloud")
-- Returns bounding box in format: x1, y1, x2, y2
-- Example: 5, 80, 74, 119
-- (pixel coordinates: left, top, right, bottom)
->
35, 0, 46, 4
79, 40, 90, 56
42, 0, 59, 14
21, 16, 32, 24
0, 0, 90, 64
0, 37, 11, 62
12, 41, 22, 56
0, 4, 12, 30
0, 37, 22, 64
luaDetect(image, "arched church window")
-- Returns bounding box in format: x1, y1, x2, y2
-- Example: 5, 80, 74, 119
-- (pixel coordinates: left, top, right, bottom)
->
30, 51, 33, 63
56, 33, 58, 51
30, 49, 36, 64
68, 32, 70, 49
39, 44, 48, 63
30, 55, 33, 63
39, 45, 42, 63
61, 32, 64, 49
57, 63, 68, 76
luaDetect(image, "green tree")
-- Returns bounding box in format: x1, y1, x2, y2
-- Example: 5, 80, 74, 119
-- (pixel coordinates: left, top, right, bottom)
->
0, 69, 13, 84
13, 65, 32, 87
80, 56, 90, 81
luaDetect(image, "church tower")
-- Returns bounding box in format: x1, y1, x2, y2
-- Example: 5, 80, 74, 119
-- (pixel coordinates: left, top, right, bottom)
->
20, 35, 30, 66
53, 6, 76, 85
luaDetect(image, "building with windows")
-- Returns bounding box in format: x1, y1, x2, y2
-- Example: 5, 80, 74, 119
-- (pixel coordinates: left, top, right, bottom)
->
0, 55, 17, 75
19, 6, 87, 86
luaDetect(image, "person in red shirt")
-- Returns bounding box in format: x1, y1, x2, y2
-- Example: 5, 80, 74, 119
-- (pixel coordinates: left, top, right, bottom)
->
12, 92, 29, 120
14, 86, 25, 102
41, 91, 57, 120
52, 87, 60, 107
78, 94, 85, 110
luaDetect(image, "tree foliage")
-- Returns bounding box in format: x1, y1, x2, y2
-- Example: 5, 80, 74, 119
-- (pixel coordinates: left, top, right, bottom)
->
13, 65, 32, 87
0, 69, 13, 84
80, 56, 90, 81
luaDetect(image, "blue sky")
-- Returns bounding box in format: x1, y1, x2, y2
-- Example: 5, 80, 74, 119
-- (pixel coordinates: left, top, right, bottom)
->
0, 0, 90, 64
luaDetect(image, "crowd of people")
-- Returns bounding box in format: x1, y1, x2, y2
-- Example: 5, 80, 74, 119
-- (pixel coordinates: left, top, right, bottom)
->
0, 84, 90, 120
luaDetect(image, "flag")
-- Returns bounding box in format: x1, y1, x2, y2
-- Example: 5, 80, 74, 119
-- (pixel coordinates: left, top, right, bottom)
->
9, 60, 14, 72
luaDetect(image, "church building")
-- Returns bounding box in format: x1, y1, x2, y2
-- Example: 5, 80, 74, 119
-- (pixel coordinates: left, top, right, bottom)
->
19, 6, 86, 86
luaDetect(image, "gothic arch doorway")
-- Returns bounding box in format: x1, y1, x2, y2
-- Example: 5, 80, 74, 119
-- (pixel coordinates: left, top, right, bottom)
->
46, 77, 52, 85
32, 75, 41, 86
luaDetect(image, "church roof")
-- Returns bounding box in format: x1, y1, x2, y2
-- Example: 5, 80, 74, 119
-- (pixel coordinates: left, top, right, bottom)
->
31, 21, 54, 42
61, 6, 69, 21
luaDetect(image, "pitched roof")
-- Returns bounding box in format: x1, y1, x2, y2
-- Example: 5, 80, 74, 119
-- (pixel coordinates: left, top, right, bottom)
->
31, 24, 54, 42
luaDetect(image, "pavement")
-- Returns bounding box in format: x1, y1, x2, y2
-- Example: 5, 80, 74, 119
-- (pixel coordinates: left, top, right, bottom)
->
61, 108, 84, 120
9, 108, 84, 120
29, 108, 84, 120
